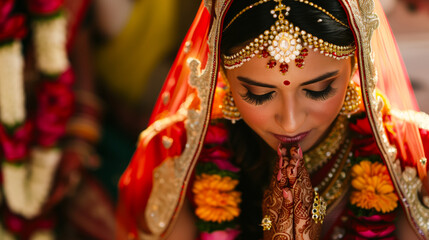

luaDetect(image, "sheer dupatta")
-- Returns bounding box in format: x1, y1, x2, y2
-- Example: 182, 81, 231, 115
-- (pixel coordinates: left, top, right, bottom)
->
117, 0, 429, 239
343, 0, 429, 237
117, 2, 222, 239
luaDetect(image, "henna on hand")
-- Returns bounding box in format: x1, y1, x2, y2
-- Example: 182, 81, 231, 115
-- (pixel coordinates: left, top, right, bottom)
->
262, 143, 322, 240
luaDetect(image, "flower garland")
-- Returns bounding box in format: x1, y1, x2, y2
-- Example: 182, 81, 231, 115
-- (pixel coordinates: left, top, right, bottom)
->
344, 111, 400, 239
0, 0, 73, 239
350, 157, 398, 214
193, 123, 241, 240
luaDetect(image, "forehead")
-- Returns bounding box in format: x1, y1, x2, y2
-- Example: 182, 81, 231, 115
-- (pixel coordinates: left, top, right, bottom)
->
224, 50, 351, 86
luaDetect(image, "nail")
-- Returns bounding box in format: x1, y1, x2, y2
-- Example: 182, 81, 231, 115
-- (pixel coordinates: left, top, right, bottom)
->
283, 189, 288, 199
277, 171, 282, 181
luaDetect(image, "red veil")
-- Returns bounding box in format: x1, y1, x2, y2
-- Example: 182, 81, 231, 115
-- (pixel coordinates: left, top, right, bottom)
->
117, 0, 429, 239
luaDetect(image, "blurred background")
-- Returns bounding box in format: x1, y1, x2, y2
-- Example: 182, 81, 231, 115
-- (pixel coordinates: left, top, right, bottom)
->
0, 0, 428, 239
382, 0, 429, 113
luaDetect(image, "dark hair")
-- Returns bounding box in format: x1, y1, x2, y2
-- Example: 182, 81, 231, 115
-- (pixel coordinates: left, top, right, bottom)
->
221, 0, 354, 54
227, 120, 274, 239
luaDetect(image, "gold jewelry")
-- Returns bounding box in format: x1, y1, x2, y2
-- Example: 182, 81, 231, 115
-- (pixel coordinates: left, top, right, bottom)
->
260, 215, 272, 231
222, 89, 241, 124
222, 0, 355, 72
316, 139, 353, 207
304, 115, 349, 174
312, 191, 327, 224
339, 81, 361, 118
224, 0, 348, 32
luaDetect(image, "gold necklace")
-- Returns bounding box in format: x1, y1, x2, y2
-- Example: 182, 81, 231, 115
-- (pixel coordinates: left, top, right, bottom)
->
315, 138, 353, 207
304, 115, 349, 174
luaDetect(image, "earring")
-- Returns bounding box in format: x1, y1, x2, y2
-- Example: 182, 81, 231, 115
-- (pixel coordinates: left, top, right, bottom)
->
222, 89, 241, 124
340, 80, 361, 118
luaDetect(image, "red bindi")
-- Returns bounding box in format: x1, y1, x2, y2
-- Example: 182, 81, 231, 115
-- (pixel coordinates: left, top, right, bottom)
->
283, 80, 290, 86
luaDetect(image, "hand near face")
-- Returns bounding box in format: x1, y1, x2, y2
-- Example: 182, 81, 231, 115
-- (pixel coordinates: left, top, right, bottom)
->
262, 143, 322, 240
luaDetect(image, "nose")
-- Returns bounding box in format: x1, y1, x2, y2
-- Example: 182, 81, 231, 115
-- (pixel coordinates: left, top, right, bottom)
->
275, 96, 305, 134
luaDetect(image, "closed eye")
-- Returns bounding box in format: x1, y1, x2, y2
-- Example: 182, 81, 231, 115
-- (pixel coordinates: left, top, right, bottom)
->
304, 82, 337, 101
240, 90, 275, 105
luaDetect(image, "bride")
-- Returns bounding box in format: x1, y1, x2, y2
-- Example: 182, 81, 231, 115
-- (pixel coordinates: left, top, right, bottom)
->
117, 0, 429, 239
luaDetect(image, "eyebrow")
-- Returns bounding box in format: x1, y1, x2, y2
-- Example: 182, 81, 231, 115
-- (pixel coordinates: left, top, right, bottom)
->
301, 71, 339, 86
237, 70, 339, 88
237, 76, 276, 88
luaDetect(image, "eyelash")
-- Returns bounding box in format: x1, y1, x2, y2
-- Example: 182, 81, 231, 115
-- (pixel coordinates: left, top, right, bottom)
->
241, 90, 275, 105
304, 83, 336, 101
241, 82, 336, 105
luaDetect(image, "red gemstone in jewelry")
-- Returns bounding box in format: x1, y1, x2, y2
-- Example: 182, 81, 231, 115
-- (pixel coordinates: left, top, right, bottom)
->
283, 80, 290, 86
296, 63, 304, 68
280, 63, 289, 74
262, 50, 270, 58
267, 59, 277, 69
295, 58, 304, 63
300, 48, 309, 57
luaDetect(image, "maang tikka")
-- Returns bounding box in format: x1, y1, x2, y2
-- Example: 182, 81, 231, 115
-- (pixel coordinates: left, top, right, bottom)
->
222, 0, 355, 75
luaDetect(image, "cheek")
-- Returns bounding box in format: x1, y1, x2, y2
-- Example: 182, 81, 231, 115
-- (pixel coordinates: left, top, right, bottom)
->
307, 84, 348, 126
233, 94, 269, 125
230, 90, 276, 133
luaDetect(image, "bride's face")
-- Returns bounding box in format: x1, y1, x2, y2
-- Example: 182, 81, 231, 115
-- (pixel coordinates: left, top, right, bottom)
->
224, 50, 352, 152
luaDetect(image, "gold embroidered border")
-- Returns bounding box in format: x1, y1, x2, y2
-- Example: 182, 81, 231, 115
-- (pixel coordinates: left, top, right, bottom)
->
341, 0, 429, 238
140, 1, 229, 239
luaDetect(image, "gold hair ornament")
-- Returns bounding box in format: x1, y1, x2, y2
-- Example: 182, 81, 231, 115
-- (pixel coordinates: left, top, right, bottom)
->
222, 0, 355, 74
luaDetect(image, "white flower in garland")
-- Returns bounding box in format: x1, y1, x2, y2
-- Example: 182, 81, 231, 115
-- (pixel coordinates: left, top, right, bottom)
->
0, 223, 16, 240
30, 230, 55, 240
0, 41, 26, 127
33, 14, 69, 75
2, 147, 61, 219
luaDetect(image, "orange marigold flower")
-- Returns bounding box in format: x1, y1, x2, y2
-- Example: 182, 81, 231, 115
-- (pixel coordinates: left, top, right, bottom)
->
193, 174, 241, 223
350, 160, 398, 213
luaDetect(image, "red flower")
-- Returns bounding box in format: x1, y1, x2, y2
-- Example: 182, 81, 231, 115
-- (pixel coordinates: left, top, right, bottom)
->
349, 116, 381, 157
57, 67, 75, 86
27, 0, 64, 15
204, 123, 228, 145
200, 146, 239, 172
0, 14, 27, 41
0, 0, 14, 23
36, 79, 74, 146
0, 120, 33, 162
4, 209, 56, 237
38, 80, 74, 119
36, 110, 67, 146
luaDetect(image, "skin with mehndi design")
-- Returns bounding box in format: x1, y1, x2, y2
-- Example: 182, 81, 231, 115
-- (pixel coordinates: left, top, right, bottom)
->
263, 143, 321, 240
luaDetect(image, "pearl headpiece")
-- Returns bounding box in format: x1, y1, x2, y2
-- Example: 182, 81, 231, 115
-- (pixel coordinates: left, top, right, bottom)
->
222, 0, 355, 74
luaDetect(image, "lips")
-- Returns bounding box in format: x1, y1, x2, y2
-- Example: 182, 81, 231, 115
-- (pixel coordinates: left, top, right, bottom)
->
273, 131, 310, 144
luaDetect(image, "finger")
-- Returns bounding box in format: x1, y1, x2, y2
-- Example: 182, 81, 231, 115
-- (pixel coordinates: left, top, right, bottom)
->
283, 143, 303, 187
262, 158, 286, 231
275, 188, 294, 237
262, 144, 293, 239
293, 150, 322, 239
287, 159, 300, 186
262, 177, 285, 239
